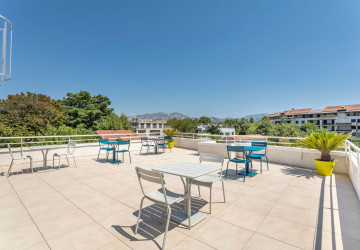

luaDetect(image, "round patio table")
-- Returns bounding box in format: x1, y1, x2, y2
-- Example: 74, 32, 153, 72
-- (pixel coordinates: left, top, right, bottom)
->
148, 138, 165, 154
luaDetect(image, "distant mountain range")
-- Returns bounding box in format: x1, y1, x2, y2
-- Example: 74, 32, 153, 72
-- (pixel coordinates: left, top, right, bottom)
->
130, 112, 268, 122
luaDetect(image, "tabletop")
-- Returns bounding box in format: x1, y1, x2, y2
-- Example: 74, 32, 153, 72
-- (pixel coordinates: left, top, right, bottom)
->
102, 141, 119, 145
29, 145, 68, 150
152, 162, 221, 179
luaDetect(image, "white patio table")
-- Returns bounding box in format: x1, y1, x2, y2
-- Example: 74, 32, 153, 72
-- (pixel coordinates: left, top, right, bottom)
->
152, 162, 221, 229
29, 145, 68, 171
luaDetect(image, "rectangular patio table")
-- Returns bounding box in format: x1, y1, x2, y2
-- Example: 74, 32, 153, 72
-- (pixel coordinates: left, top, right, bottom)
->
152, 162, 221, 228
102, 141, 119, 163
238, 146, 266, 177
28, 145, 68, 172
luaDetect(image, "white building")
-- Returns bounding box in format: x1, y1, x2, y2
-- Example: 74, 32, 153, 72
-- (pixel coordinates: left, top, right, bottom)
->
220, 127, 235, 136
268, 104, 360, 137
130, 118, 169, 135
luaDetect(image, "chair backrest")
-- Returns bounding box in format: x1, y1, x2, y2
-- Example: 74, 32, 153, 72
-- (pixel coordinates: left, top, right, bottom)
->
164, 136, 171, 141
140, 137, 149, 145
117, 140, 130, 150
199, 153, 225, 178
99, 138, 109, 148
67, 141, 76, 154
226, 145, 246, 160
251, 141, 267, 154
135, 167, 168, 204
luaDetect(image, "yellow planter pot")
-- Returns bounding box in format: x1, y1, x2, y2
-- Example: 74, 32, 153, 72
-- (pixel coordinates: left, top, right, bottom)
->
314, 159, 335, 176
168, 142, 174, 149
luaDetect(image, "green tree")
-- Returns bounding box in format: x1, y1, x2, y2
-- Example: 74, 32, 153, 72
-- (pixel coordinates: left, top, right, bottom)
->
198, 116, 211, 124
237, 118, 251, 135
275, 123, 300, 137
166, 118, 197, 132
253, 116, 276, 136
60, 91, 113, 129
95, 113, 132, 130
0, 92, 65, 136
206, 124, 222, 135
300, 122, 319, 134
249, 117, 255, 123
224, 118, 238, 127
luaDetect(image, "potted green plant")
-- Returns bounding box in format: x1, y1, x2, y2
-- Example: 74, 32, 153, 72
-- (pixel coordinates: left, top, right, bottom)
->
296, 131, 351, 176
162, 128, 179, 149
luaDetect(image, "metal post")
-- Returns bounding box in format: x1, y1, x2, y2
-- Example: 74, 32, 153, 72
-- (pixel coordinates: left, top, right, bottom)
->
1, 20, 6, 81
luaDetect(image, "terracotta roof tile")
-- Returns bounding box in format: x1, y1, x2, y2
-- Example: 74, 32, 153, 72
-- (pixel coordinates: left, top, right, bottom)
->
322, 104, 360, 112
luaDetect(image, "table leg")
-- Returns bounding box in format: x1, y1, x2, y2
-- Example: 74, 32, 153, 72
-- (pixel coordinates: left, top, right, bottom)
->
37, 149, 55, 173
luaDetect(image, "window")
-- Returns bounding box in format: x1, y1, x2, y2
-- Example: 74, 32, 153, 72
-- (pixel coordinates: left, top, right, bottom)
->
352, 126, 356, 129
146, 123, 151, 128
159, 124, 162, 128
140, 124, 144, 128
302, 121, 305, 124
295, 121, 299, 124
152, 124, 157, 128
317, 114, 320, 117
358, 119, 360, 122
352, 119, 356, 122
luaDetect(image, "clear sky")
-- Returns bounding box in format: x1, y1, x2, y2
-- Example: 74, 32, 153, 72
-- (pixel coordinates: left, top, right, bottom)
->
1, 0, 360, 118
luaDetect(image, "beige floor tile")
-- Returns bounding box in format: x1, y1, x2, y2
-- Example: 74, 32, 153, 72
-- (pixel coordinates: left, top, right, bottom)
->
191, 218, 253, 249
0, 224, 46, 249
243, 233, 300, 250
233, 195, 276, 214
256, 215, 315, 250
97, 239, 131, 249
0, 210, 34, 233
269, 201, 318, 227
246, 185, 285, 201
172, 236, 215, 250
35, 208, 93, 240
278, 188, 320, 210
82, 198, 133, 220
216, 205, 267, 231
47, 221, 116, 250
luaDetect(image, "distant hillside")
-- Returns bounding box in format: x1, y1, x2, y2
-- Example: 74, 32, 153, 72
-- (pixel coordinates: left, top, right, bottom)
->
131, 112, 189, 121
242, 113, 268, 122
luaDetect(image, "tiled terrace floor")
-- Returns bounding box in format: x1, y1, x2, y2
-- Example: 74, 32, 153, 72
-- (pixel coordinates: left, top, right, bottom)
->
0, 148, 360, 250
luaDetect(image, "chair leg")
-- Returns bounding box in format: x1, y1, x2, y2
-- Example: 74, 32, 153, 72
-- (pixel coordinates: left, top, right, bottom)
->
198, 185, 201, 197
146, 147, 149, 156
236, 163, 238, 175
30, 158, 33, 174
140, 146, 142, 155
97, 149, 101, 159
135, 197, 145, 234
53, 155, 55, 168
129, 152, 132, 163
163, 205, 171, 250
225, 161, 230, 178
58, 156, 61, 169
260, 158, 262, 173
221, 179, 226, 203
266, 156, 269, 170
72, 155, 77, 167
209, 185, 212, 214
7, 160, 14, 177
66, 155, 70, 167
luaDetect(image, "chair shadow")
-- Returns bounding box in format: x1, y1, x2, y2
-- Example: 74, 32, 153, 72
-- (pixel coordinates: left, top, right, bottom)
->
110, 198, 208, 249
223, 169, 258, 181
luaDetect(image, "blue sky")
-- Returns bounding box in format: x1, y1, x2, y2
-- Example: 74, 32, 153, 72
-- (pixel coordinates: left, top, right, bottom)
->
1, 0, 360, 118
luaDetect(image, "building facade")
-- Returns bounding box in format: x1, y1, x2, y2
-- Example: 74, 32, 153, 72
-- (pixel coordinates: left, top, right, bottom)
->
130, 118, 168, 135
267, 105, 360, 136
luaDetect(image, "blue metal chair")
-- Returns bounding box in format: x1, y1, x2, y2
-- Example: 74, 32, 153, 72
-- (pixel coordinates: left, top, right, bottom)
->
115, 140, 131, 164
140, 137, 154, 155
98, 138, 113, 161
158, 136, 172, 153
249, 141, 268, 173
225, 145, 252, 182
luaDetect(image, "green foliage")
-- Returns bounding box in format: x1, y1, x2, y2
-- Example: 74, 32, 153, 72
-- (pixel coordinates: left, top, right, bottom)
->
206, 124, 222, 135
162, 128, 179, 142
95, 113, 132, 131
296, 131, 351, 161
166, 118, 197, 133
198, 116, 211, 124
350, 139, 360, 148
300, 123, 319, 133
224, 119, 238, 127
251, 116, 276, 136
60, 91, 113, 129
275, 123, 300, 137
249, 117, 255, 123
0, 92, 65, 136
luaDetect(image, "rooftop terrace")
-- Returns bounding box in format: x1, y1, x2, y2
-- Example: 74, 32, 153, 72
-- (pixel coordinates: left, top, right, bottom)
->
1, 147, 359, 250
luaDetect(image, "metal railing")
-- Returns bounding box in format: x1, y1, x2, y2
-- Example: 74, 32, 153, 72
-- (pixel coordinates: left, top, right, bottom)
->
345, 140, 360, 200
0, 133, 162, 152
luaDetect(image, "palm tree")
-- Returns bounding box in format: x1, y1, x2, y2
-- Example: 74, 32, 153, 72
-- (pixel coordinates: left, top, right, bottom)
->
296, 131, 351, 161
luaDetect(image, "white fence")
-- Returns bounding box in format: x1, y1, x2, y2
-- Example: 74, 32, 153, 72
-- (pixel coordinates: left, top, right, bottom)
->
345, 140, 360, 200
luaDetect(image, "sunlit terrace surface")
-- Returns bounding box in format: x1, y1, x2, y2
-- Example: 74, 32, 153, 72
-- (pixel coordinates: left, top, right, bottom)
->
1, 148, 360, 250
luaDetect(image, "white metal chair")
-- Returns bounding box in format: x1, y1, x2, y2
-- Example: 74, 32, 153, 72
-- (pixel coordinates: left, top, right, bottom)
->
135, 167, 184, 250
192, 153, 226, 213
52, 142, 77, 169
7, 144, 33, 177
